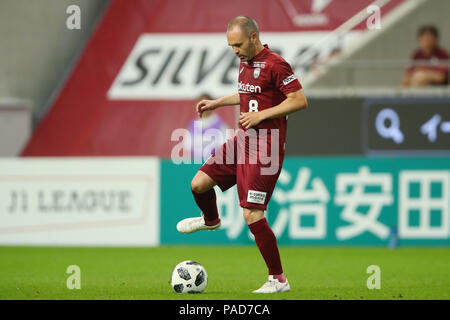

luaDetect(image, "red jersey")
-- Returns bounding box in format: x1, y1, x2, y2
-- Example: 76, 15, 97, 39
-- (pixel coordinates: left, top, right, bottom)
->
238, 44, 302, 145
407, 46, 449, 84
200, 46, 302, 210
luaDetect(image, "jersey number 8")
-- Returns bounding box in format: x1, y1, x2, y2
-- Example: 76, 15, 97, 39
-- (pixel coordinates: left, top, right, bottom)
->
249, 99, 259, 112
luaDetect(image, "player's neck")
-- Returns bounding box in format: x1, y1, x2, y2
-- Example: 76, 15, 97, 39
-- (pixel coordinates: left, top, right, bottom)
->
251, 42, 265, 60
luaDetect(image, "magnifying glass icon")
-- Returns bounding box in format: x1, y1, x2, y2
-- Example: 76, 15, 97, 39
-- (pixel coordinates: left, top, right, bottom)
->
375, 108, 404, 144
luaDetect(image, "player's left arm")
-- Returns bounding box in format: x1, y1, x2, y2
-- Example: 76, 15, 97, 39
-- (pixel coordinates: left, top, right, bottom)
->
239, 89, 307, 129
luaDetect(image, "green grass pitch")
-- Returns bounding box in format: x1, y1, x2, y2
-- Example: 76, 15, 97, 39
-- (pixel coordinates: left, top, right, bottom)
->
0, 246, 448, 300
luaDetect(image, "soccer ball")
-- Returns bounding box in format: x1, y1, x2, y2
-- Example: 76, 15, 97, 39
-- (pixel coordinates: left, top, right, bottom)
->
170, 260, 208, 294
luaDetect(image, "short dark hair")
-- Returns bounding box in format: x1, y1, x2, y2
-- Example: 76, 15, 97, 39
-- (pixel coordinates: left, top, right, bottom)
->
417, 25, 439, 39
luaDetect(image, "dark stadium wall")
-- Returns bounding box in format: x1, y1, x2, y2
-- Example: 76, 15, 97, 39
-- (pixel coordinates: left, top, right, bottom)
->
285, 97, 450, 156
20, 0, 405, 157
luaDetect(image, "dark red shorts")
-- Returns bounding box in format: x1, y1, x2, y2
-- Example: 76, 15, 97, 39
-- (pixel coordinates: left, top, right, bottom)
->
199, 131, 284, 210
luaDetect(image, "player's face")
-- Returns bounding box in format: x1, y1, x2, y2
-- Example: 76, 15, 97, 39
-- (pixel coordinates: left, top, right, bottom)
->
227, 27, 257, 62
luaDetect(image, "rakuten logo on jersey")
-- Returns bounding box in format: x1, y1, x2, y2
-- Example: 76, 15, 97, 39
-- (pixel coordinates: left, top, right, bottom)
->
238, 81, 261, 94
107, 32, 361, 100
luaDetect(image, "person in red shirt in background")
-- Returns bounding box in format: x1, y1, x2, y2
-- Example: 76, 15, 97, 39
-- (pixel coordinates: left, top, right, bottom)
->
402, 25, 449, 87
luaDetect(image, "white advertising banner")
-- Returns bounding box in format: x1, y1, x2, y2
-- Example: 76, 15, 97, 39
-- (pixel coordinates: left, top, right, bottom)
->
107, 32, 361, 100
0, 157, 160, 246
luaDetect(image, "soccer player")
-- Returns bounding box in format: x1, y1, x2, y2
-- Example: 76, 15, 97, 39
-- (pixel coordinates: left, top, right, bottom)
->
176, 16, 308, 293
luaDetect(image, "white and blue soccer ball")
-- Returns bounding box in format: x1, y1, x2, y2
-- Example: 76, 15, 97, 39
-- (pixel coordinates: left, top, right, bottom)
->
170, 260, 208, 294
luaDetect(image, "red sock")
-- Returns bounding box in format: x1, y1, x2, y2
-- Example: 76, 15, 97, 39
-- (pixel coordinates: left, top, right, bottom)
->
248, 218, 284, 278
192, 188, 220, 226
273, 273, 287, 283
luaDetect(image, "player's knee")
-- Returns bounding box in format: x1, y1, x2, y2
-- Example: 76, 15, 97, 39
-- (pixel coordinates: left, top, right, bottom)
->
243, 208, 264, 224
191, 178, 206, 194
243, 210, 252, 223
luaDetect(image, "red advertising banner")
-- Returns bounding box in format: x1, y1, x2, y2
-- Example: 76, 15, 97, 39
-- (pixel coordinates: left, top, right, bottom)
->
22, 0, 404, 157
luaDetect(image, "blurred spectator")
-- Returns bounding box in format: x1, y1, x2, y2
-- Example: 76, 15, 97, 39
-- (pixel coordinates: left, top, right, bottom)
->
184, 93, 229, 161
402, 25, 449, 87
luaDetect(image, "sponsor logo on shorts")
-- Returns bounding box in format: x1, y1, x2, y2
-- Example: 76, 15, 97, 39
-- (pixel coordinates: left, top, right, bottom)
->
282, 74, 296, 86
247, 190, 267, 205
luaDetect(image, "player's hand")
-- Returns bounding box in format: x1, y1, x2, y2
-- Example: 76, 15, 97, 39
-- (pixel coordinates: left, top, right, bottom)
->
196, 99, 218, 117
239, 112, 264, 129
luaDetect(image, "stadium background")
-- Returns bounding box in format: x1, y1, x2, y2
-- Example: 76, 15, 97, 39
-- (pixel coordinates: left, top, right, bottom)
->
0, 0, 449, 300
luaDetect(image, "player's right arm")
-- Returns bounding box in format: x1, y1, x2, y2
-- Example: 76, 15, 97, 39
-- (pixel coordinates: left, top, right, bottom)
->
196, 93, 240, 117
